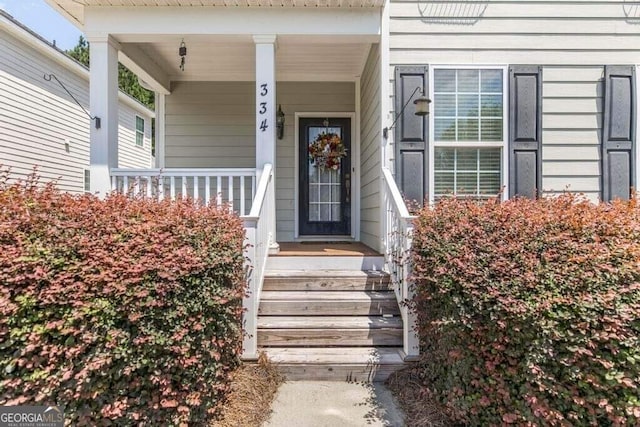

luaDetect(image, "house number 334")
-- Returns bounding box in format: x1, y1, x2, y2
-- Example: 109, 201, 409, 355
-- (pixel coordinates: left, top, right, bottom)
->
259, 83, 268, 132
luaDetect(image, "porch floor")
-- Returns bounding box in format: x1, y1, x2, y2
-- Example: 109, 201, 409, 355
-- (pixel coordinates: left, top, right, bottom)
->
274, 242, 380, 257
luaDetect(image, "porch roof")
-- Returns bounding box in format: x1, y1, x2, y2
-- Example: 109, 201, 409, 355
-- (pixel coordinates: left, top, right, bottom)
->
46, 0, 385, 28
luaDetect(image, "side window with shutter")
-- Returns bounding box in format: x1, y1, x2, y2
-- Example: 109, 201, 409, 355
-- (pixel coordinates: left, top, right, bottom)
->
394, 66, 428, 204
509, 65, 542, 199
602, 65, 636, 202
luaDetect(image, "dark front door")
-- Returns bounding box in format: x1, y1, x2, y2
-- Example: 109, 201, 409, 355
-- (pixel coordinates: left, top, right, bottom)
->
299, 117, 351, 236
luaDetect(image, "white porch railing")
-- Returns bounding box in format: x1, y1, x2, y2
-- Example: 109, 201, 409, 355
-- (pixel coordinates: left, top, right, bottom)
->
110, 164, 274, 359
110, 168, 257, 216
382, 167, 419, 360
240, 164, 274, 359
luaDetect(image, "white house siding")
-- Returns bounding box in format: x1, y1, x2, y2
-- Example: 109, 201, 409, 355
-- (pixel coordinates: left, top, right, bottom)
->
388, 0, 640, 200
542, 67, 603, 203
0, 18, 153, 194
164, 81, 355, 242
359, 44, 382, 251
164, 81, 255, 169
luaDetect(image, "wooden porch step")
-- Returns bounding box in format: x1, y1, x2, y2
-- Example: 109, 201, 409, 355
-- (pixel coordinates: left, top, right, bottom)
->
258, 317, 403, 347
258, 328, 402, 347
258, 316, 402, 329
263, 270, 391, 291
259, 291, 400, 316
264, 347, 405, 382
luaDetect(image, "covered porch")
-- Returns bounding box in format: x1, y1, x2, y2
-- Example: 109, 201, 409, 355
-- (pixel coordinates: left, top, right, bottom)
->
49, 1, 418, 366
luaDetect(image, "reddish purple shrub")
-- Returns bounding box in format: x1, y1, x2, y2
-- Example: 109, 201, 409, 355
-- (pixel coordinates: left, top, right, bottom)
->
411, 195, 640, 426
0, 174, 246, 424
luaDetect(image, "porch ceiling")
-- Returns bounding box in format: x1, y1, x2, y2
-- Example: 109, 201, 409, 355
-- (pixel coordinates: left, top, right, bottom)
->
46, 0, 385, 28
125, 35, 372, 81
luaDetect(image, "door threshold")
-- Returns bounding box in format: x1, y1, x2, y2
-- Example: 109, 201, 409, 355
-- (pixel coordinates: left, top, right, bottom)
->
294, 236, 355, 243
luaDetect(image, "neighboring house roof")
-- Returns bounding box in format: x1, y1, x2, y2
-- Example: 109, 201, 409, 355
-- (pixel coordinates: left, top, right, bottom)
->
45, 0, 385, 28
0, 9, 155, 119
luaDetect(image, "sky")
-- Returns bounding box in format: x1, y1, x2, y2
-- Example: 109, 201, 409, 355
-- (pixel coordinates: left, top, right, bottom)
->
0, 0, 82, 50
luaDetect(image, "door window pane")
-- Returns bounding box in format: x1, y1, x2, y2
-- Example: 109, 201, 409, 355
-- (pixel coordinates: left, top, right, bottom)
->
308, 126, 342, 222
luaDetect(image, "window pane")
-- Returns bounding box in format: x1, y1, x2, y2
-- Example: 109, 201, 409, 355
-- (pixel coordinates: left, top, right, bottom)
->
479, 173, 502, 195
481, 94, 503, 117
434, 147, 455, 170
331, 204, 341, 222
481, 69, 503, 93
434, 94, 456, 116
481, 119, 503, 141
434, 69, 456, 92
136, 116, 144, 132
456, 149, 477, 171
457, 70, 479, 92
434, 172, 454, 195
456, 173, 478, 194
457, 118, 479, 140
458, 94, 479, 117
435, 118, 456, 141
479, 147, 502, 170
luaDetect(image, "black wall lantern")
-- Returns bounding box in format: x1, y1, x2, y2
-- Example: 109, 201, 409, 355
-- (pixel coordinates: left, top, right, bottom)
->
276, 105, 285, 139
179, 39, 187, 72
383, 86, 431, 139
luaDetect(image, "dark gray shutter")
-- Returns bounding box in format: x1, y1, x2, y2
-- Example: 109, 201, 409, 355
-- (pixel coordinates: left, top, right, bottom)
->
602, 65, 636, 201
394, 66, 428, 204
509, 65, 542, 199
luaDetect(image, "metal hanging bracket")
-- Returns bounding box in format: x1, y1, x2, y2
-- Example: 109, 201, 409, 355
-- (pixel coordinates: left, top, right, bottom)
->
44, 73, 101, 129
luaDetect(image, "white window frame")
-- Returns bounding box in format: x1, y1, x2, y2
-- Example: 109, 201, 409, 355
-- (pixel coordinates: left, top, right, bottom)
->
135, 115, 145, 147
428, 65, 509, 205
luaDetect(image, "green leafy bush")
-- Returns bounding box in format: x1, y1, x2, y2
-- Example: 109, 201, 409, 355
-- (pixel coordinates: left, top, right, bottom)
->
410, 195, 640, 426
0, 174, 246, 425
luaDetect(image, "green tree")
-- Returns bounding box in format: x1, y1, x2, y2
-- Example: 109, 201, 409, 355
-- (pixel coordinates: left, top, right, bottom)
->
67, 36, 154, 110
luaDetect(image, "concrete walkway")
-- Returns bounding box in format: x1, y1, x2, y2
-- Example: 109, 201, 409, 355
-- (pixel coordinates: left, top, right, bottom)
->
264, 381, 405, 427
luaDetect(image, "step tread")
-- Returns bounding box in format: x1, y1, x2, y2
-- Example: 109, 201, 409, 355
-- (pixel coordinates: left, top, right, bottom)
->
265, 270, 390, 278
260, 291, 396, 301
258, 316, 402, 329
265, 347, 404, 365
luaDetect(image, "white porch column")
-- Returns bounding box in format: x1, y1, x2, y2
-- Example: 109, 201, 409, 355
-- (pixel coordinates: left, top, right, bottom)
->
88, 36, 119, 196
155, 92, 166, 168
254, 35, 277, 177
254, 35, 279, 252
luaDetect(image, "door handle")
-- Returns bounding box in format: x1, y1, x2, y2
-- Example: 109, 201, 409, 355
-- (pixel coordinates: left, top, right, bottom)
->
345, 173, 350, 203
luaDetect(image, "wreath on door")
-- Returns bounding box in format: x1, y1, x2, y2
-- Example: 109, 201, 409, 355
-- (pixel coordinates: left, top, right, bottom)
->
308, 132, 347, 170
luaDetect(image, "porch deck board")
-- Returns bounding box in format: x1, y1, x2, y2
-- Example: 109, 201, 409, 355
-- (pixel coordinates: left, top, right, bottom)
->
275, 242, 380, 257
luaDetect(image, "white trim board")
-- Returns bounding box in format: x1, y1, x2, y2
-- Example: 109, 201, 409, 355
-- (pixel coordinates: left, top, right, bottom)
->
294, 112, 359, 241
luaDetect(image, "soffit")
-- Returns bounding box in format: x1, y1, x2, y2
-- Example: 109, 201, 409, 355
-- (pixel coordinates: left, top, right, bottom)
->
132, 35, 370, 81
46, 0, 384, 27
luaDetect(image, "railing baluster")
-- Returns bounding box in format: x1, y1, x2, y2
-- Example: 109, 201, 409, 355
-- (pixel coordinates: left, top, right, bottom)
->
193, 176, 199, 201
158, 176, 164, 201
146, 177, 152, 198
134, 177, 140, 195
123, 176, 129, 193
111, 175, 116, 191
240, 176, 246, 215
217, 176, 222, 207
228, 176, 234, 212
205, 176, 211, 205
182, 176, 187, 199
170, 176, 175, 200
